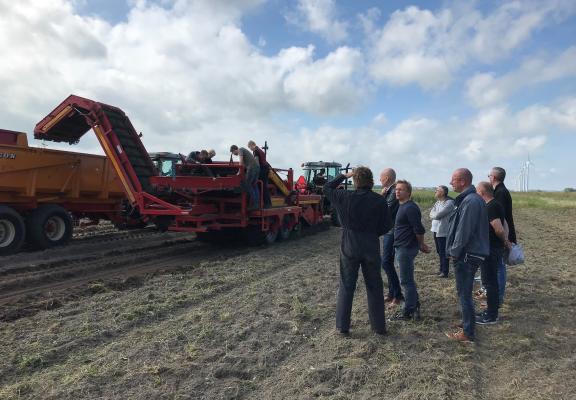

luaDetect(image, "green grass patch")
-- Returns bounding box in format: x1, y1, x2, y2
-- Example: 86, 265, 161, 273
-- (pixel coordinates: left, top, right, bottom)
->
511, 191, 576, 209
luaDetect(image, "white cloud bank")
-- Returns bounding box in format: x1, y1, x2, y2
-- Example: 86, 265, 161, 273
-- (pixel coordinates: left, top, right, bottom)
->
0, 0, 365, 144
364, 0, 576, 90
0, 0, 575, 189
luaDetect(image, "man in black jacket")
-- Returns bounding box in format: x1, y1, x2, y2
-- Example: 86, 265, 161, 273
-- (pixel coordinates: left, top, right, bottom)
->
324, 167, 392, 336
489, 167, 516, 305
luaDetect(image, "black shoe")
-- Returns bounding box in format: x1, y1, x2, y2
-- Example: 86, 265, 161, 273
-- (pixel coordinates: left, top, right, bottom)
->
475, 314, 498, 325
374, 328, 386, 335
337, 329, 350, 336
388, 307, 419, 322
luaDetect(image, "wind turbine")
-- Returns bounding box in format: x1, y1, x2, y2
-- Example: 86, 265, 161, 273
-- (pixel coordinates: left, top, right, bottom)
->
525, 155, 535, 192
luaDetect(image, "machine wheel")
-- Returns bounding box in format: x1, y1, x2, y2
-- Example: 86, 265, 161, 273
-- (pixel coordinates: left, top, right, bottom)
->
0, 206, 26, 255
243, 225, 278, 246
291, 222, 302, 239
26, 205, 73, 250
330, 208, 341, 227
277, 216, 292, 241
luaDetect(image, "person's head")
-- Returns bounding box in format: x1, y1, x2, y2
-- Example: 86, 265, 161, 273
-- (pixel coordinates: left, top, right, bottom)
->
489, 167, 506, 187
247, 140, 256, 151
199, 149, 209, 161
352, 166, 374, 190
450, 168, 473, 193
207, 149, 216, 158
379, 168, 396, 187
476, 181, 494, 202
318, 170, 325, 176
395, 179, 412, 202
435, 185, 449, 200
230, 145, 239, 156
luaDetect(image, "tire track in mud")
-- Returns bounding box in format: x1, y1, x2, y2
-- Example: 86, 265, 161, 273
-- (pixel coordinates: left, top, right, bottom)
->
0, 231, 199, 321
0, 228, 167, 269
0, 225, 337, 386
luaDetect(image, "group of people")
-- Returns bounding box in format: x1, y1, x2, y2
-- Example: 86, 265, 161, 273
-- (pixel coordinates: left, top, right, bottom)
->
229, 141, 272, 210
187, 149, 216, 163
324, 165, 516, 343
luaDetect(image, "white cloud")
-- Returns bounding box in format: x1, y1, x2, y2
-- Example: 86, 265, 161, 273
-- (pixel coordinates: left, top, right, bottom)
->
288, 0, 348, 43
0, 0, 365, 149
466, 47, 576, 107
283, 46, 365, 115
365, 1, 576, 90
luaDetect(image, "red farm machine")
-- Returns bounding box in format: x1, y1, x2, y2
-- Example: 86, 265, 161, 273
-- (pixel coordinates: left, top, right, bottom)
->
32, 95, 326, 246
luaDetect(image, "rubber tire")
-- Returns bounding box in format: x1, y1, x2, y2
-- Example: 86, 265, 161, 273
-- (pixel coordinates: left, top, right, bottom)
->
243, 225, 278, 246
26, 205, 73, 250
277, 216, 292, 241
0, 205, 26, 255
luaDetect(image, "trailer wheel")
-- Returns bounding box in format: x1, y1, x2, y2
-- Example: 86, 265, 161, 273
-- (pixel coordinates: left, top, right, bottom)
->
0, 206, 26, 255
26, 205, 73, 250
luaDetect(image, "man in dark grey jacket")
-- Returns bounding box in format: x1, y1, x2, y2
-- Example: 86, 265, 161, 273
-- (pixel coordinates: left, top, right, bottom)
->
379, 168, 403, 306
445, 168, 489, 343
324, 167, 392, 336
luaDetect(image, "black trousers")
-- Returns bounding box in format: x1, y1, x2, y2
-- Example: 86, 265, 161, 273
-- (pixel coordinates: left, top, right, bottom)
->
482, 247, 502, 318
259, 167, 271, 207
336, 252, 386, 333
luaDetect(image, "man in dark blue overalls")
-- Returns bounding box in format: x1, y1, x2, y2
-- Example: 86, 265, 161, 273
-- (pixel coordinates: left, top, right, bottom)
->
324, 167, 392, 336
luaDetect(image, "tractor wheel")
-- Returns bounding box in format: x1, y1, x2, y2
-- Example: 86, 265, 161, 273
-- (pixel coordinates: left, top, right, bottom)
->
0, 206, 26, 255
330, 208, 341, 227
26, 205, 73, 250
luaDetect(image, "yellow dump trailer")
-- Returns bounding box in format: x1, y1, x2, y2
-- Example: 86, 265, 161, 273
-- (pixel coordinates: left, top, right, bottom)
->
0, 129, 131, 255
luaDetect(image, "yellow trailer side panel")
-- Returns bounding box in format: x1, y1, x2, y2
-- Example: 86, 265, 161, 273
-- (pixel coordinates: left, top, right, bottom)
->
0, 143, 125, 204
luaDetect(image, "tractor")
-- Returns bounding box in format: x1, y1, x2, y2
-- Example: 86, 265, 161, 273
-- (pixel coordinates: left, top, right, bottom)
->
296, 161, 350, 226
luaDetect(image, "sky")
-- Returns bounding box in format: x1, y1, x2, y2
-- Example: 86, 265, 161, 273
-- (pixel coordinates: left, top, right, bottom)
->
1, 0, 575, 190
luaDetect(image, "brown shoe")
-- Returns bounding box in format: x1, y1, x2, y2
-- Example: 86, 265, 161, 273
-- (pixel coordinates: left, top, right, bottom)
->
445, 328, 474, 343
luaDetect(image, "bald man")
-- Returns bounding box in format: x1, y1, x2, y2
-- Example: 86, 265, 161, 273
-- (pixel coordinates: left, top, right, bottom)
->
379, 168, 404, 306
445, 168, 489, 343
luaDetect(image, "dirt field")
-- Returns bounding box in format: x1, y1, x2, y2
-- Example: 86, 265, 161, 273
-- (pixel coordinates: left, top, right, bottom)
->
1, 206, 575, 400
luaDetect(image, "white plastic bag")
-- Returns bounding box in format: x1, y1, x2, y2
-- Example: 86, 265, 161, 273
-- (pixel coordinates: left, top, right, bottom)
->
507, 243, 525, 266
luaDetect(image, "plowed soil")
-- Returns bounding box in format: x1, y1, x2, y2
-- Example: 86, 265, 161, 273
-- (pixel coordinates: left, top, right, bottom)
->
0, 208, 575, 399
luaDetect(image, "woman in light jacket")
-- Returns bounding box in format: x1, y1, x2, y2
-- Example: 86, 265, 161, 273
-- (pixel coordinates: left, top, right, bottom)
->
430, 185, 455, 277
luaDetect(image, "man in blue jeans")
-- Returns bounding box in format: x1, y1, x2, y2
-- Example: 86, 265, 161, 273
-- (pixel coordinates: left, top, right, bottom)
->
388, 180, 430, 321
379, 168, 403, 307
445, 168, 489, 343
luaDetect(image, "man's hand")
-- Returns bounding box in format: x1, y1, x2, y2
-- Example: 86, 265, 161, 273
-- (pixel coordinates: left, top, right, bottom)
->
419, 243, 431, 253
